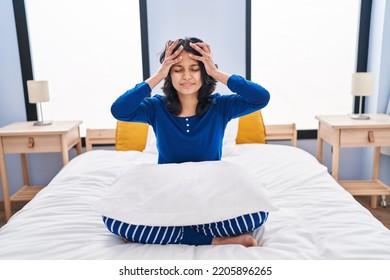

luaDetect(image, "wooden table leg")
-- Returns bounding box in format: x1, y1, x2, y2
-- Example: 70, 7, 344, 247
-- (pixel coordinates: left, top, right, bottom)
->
76, 127, 83, 155
370, 147, 381, 208
331, 145, 340, 181
76, 140, 82, 155
0, 138, 11, 221
60, 135, 70, 165
317, 123, 324, 164
373, 147, 380, 179
20, 153, 30, 186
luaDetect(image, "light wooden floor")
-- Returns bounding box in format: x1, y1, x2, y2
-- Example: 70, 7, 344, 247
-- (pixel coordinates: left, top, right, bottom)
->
354, 196, 390, 229
0, 201, 28, 228
0, 196, 389, 230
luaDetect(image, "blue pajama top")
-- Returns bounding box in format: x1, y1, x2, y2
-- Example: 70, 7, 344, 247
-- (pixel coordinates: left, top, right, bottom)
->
111, 74, 270, 164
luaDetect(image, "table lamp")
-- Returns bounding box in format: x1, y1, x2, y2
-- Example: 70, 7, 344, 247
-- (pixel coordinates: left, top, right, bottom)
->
27, 80, 52, 126
350, 72, 373, 120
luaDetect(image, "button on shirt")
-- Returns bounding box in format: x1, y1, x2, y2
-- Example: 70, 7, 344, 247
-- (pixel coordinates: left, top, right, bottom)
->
185, 118, 190, 133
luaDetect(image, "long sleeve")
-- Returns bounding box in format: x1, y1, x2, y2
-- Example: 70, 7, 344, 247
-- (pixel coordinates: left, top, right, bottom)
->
110, 82, 154, 123
220, 74, 270, 119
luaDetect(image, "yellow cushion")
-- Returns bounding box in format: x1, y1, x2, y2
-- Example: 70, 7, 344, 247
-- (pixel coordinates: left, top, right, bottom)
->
236, 110, 266, 144
115, 121, 149, 151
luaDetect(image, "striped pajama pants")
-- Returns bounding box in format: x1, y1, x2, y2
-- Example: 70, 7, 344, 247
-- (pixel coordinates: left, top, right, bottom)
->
103, 211, 268, 246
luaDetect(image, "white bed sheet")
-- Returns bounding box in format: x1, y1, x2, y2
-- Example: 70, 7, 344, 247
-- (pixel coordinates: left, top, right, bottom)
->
0, 144, 389, 259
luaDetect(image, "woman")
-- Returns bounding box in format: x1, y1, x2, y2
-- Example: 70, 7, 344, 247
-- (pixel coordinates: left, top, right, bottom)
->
110, 37, 270, 247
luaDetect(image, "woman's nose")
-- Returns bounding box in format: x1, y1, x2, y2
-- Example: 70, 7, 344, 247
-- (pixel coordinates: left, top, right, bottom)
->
182, 70, 192, 80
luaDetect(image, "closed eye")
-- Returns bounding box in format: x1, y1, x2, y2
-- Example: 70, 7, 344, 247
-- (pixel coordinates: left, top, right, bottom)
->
172, 66, 183, 72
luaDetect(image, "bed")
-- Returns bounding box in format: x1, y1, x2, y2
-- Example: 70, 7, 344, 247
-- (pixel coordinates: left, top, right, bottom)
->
0, 142, 389, 260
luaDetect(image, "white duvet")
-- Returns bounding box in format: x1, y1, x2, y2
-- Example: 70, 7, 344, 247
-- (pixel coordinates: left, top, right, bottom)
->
0, 144, 389, 259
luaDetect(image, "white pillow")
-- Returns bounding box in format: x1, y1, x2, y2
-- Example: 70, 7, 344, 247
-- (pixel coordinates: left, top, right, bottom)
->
95, 160, 277, 226
143, 125, 158, 154
222, 118, 239, 157
143, 118, 239, 157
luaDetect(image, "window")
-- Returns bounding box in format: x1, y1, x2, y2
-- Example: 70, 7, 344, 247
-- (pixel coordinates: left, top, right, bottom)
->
22, 0, 144, 135
251, 0, 361, 130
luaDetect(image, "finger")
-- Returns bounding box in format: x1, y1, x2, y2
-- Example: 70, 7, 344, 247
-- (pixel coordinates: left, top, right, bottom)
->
188, 53, 203, 62
164, 56, 183, 69
164, 42, 181, 63
171, 45, 183, 57
167, 48, 183, 62
190, 45, 213, 63
163, 46, 183, 66
190, 42, 210, 57
195, 42, 209, 49
166, 39, 179, 56
164, 40, 172, 53
191, 42, 209, 52
205, 43, 211, 53
171, 55, 183, 64
164, 40, 173, 57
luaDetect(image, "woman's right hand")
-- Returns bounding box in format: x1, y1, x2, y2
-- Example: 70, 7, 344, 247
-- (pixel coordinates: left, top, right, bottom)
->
159, 39, 183, 77
146, 39, 183, 89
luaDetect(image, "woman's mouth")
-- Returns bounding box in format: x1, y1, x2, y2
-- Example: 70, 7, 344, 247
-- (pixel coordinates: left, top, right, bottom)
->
180, 82, 194, 87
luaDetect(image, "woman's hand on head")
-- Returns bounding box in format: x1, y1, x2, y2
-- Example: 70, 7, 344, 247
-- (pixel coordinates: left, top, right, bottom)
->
146, 39, 183, 89
189, 42, 218, 77
158, 39, 183, 78
189, 42, 230, 85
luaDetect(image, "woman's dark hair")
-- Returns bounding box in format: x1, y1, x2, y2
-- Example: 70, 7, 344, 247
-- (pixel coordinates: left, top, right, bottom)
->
159, 37, 217, 117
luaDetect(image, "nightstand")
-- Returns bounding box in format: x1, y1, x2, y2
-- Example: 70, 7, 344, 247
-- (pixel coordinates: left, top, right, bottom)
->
316, 114, 390, 208
0, 121, 83, 221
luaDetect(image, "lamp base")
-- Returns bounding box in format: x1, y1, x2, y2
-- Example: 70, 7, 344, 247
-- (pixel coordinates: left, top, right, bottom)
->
349, 113, 370, 120
33, 120, 52, 126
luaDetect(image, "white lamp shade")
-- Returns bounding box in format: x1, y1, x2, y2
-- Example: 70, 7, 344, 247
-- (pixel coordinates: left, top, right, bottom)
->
27, 80, 50, 103
351, 72, 373, 96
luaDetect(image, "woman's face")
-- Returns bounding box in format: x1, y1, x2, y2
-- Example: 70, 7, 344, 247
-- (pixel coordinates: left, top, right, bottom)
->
170, 51, 202, 96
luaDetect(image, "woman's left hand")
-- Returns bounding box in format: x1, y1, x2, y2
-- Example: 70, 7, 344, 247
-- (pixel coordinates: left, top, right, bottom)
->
189, 42, 230, 85
189, 42, 218, 77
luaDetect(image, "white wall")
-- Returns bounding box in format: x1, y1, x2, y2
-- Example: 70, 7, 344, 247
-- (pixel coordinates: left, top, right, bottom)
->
1, 0, 389, 200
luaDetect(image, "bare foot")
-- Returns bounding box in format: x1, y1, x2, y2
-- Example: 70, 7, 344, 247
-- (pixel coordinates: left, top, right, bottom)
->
211, 234, 258, 247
